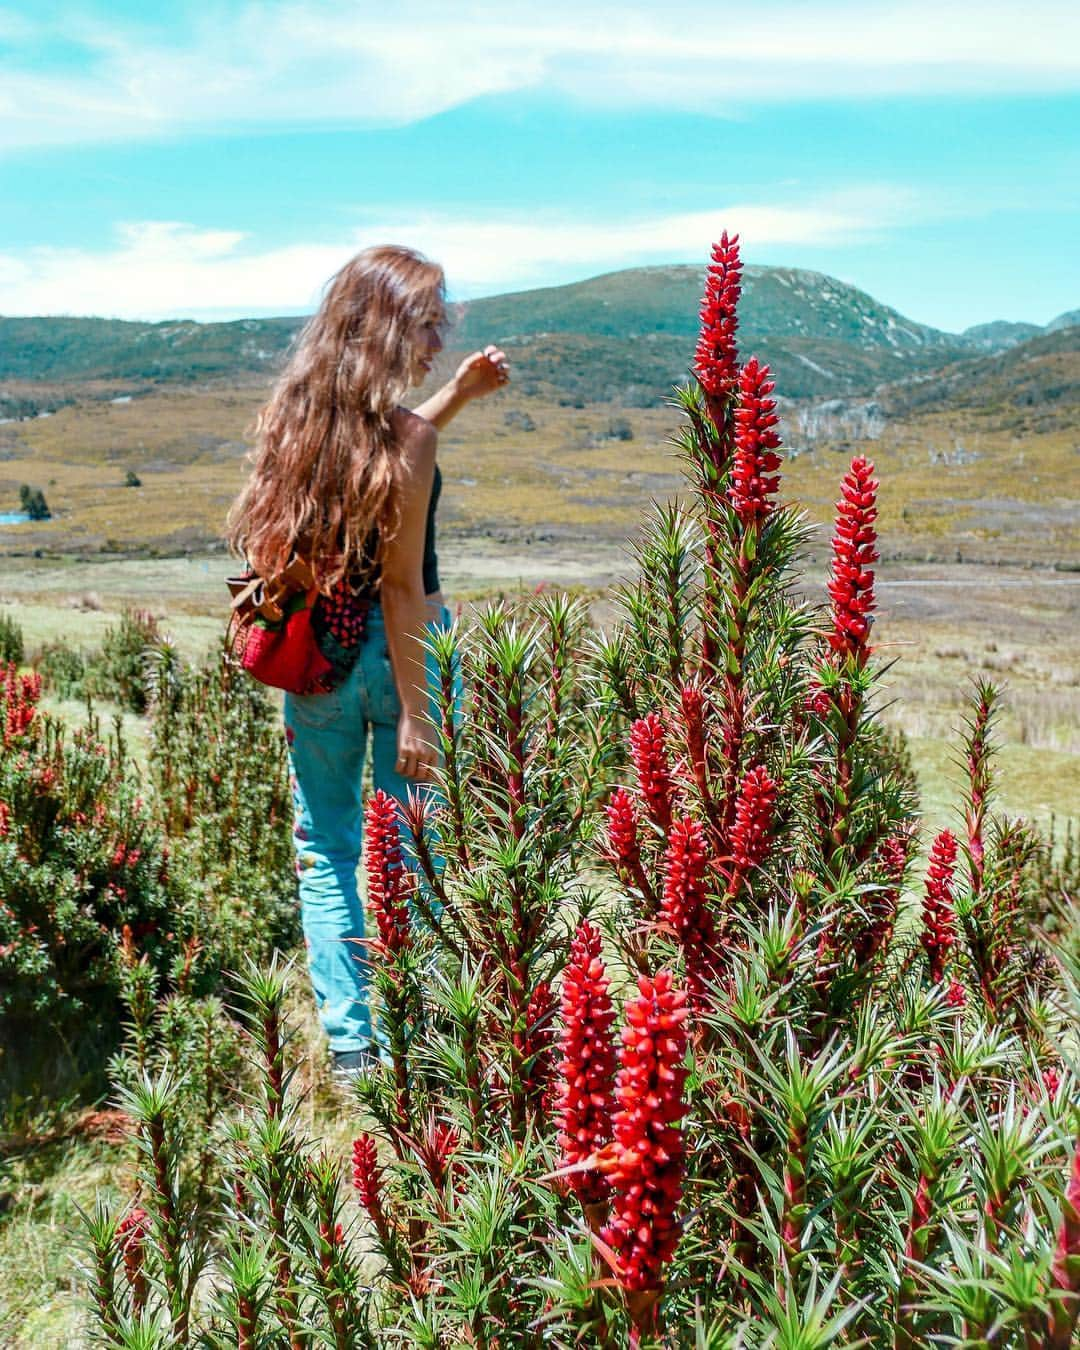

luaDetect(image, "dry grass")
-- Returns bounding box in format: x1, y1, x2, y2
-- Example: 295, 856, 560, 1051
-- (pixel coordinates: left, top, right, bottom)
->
1, 381, 1076, 563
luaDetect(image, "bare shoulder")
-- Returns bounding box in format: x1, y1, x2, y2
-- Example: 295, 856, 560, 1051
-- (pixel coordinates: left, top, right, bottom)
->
391, 406, 437, 468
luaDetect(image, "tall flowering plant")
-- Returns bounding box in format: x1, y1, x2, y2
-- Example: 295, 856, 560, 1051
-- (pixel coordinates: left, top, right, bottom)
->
82, 234, 1080, 1349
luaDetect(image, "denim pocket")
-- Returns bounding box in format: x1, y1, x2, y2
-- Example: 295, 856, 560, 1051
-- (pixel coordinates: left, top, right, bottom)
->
284, 685, 344, 731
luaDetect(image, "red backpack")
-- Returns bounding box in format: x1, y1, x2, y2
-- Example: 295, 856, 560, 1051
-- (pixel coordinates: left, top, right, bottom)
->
227, 554, 334, 695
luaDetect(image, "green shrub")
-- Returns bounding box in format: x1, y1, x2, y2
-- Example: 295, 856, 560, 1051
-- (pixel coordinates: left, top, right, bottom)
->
147, 646, 299, 975
35, 640, 88, 700
91, 607, 161, 713
0, 613, 23, 666
0, 669, 187, 1026
18, 484, 50, 520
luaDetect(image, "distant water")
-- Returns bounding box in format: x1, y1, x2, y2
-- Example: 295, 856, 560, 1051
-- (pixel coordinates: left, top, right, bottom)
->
0, 512, 29, 525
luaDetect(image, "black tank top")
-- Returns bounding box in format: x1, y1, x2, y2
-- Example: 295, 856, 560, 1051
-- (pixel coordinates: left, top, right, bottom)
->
312, 463, 441, 685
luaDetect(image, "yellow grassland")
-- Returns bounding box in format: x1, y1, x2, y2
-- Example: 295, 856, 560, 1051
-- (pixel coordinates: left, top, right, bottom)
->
0, 382, 1075, 562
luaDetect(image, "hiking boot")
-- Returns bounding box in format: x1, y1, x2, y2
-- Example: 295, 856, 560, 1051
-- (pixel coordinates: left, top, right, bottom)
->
331, 1047, 381, 1083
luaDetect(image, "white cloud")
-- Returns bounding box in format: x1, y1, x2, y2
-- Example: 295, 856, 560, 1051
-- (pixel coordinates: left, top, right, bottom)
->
2, 1, 1079, 150
0, 190, 915, 319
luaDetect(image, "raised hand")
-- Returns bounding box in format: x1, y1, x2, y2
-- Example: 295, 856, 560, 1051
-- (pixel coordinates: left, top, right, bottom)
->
454, 344, 510, 400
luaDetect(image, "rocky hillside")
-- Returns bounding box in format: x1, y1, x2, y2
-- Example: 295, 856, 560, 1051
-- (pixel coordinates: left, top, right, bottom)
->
876, 324, 1080, 432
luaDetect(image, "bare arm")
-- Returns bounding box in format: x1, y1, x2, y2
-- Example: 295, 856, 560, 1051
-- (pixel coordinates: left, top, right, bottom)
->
380, 412, 438, 781
413, 344, 510, 430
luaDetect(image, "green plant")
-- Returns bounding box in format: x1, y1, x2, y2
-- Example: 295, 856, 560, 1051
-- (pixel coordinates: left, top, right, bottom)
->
146, 644, 300, 975
19, 483, 51, 520
0, 613, 23, 666
70, 232, 1080, 1347
0, 666, 185, 1029
35, 639, 88, 700
92, 608, 162, 713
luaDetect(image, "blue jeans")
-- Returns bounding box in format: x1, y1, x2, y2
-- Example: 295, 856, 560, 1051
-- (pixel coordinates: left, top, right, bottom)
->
284, 601, 450, 1053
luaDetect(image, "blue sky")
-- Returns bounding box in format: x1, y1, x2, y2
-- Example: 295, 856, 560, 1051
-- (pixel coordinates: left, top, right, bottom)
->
1, 0, 1078, 331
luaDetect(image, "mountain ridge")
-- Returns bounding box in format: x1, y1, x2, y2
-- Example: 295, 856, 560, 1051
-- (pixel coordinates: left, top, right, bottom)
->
1, 263, 1075, 407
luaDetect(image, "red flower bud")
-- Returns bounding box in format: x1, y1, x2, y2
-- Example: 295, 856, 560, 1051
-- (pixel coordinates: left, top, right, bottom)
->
728, 357, 782, 524
352, 1133, 392, 1244
629, 712, 673, 833
828, 456, 879, 664
116, 1206, 150, 1290
555, 922, 617, 1205
727, 765, 778, 898
364, 789, 412, 955
659, 817, 716, 1004
606, 787, 642, 873
601, 970, 689, 1294
922, 830, 958, 985
693, 232, 742, 409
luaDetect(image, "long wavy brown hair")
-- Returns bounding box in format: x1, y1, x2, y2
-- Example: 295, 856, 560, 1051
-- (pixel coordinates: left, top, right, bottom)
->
227, 245, 446, 587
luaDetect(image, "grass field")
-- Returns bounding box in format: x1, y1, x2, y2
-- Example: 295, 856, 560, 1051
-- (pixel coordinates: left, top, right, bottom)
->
2, 546, 1077, 835
2, 374, 1077, 565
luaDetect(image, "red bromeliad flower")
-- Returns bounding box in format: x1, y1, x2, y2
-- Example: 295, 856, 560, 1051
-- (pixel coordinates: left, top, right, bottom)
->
922, 830, 958, 984
364, 790, 412, 955
827, 456, 879, 665
694, 232, 742, 415
555, 922, 617, 1206
728, 358, 782, 525
727, 765, 778, 897
601, 970, 690, 1300
0, 800, 9, 838
659, 817, 716, 1003
630, 712, 674, 833
606, 787, 642, 874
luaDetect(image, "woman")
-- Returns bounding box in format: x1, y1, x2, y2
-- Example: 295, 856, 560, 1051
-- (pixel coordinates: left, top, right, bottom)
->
228, 245, 509, 1074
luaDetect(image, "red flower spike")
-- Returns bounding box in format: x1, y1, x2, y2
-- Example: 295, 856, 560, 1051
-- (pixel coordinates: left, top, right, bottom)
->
728, 357, 782, 525
606, 787, 643, 873
0, 800, 9, 838
728, 765, 778, 889
1049, 1134, 1080, 1350
352, 1133, 392, 1244
629, 712, 674, 833
679, 684, 711, 804
945, 979, 966, 1009
855, 830, 910, 965
523, 979, 557, 1109
364, 789, 412, 955
555, 922, 617, 1206
922, 830, 958, 985
827, 455, 879, 664
694, 232, 742, 408
116, 1206, 150, 1287
659, 817, 716, 1004
1, 662, 40, 745
601, 969, 690, 1296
